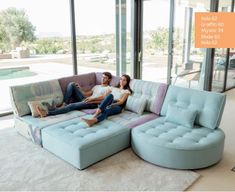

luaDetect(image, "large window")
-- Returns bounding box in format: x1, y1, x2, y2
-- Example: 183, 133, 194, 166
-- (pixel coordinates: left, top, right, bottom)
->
74, 0, 132, 77
172, 0, 210, 89
212, 0, 233, 92
142, 0, 170, 83
0, 0, 72, 114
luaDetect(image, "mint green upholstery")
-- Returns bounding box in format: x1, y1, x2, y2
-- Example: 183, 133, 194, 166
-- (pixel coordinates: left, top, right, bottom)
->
165, 104, 197, 128
42, 115, 130, 169
10, 79, 63, 117
161, 85, 226, 129
132, 117, 225, 169
15, 111, 85, 145
127, 79, 167, 115
132, 85, 226, 169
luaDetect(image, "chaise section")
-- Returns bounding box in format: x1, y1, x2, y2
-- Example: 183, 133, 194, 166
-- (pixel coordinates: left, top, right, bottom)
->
41, 115, 130, 169
132, 85, 226, 169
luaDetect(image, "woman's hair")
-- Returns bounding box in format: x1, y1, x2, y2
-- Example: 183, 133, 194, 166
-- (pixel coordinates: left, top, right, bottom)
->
117, 74, 133, 94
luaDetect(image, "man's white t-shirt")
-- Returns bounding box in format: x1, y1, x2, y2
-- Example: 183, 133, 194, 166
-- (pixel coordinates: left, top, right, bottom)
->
111, 87, 130, 100
90, 85, 111, 98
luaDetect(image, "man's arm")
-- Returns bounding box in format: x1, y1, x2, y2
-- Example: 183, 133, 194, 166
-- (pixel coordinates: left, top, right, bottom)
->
83, 90, 93, 97
74, 83, 93, 97
84, 89, 112, 103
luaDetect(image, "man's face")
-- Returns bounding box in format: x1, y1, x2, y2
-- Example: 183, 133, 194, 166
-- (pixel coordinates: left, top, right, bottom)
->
101, 75, 110, 85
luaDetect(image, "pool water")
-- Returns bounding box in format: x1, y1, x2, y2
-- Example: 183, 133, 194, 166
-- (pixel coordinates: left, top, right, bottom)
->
0, 67, 37, 80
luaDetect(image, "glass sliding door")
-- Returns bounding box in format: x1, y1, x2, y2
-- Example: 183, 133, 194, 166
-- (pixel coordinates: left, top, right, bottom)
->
0, 0, 72, 114
226, 48, 235, 89
212, 0, 232, 92
172, 0, 210, 89
141, 0, 170, 83
225, 1, 235, 90
74, 0, 132, 76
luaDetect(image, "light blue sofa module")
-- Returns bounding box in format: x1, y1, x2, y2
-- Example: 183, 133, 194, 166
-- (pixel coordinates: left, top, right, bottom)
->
10, 72, 168, 169
132, 85, 226, 169
9, 78, 86, 145
14, 111, 85, 145
41, 115, 130, 170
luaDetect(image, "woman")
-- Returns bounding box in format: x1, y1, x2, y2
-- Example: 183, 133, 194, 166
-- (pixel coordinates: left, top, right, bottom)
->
81, 74, 132, 127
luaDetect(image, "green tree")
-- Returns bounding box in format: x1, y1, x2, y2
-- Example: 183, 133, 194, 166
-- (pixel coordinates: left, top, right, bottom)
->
150, 28, 168, 52
0, 7, 36, 51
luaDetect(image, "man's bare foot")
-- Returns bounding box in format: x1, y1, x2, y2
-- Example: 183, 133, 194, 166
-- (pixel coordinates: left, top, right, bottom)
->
81, 118, 97, 127
36, 105, 48, 118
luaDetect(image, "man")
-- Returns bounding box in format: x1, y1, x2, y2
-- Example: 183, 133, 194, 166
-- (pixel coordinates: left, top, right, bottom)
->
36, 72, 112, 117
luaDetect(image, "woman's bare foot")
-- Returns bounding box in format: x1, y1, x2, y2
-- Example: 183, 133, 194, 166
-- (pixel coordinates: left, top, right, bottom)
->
36, 105, 48, 118
81, 118, 97, 127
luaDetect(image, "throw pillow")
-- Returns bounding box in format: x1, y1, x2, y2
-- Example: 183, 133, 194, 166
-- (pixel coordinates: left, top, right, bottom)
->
165, 104, 197, 128
28, 98, 55, 117
125, 96, 147, 115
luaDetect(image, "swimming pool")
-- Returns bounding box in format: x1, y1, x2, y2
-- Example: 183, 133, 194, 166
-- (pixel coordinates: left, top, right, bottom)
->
0, 67, 37, 80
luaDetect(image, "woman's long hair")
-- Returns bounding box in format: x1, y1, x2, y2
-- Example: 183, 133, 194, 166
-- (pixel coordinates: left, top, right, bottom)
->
117, 74, 133, 94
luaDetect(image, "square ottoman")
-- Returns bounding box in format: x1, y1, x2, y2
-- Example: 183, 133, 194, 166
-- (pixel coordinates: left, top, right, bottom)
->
41, 116, 130, 169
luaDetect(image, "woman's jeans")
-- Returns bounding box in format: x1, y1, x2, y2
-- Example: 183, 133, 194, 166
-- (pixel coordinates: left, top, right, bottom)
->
48, 82, 97, 115
96, 93, 123, 122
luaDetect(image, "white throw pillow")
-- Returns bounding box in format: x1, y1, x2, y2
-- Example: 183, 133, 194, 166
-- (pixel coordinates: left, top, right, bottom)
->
28, 98, 55, 117
125, 96, 147, 115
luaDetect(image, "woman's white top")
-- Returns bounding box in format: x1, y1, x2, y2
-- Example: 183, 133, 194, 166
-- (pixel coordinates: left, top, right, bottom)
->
111, 87, 130, 100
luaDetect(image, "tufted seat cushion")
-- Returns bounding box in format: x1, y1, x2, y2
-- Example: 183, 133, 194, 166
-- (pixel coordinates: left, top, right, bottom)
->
41, 115, 130, 169
131, 117, 225, 169
15, 111, 85, 145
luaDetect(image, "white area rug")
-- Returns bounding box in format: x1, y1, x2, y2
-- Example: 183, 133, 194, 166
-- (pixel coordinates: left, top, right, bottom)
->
0, 128, 200, 191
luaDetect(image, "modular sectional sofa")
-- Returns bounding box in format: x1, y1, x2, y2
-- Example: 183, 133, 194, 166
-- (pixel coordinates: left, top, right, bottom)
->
10, 72, 226, 170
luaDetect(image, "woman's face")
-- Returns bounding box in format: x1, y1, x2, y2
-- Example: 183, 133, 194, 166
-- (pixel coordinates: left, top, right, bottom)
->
120, 76, 127, 87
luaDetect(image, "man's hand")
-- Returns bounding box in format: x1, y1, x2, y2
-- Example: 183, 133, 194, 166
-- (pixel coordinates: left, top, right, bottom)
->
74, 83, 80, 88
83, 97, 94, 103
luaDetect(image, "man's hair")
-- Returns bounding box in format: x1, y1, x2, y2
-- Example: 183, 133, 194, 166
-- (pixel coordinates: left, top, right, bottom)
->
103, 72, 112, 80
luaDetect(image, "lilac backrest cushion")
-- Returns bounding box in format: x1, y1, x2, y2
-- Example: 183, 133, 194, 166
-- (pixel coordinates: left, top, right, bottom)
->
58, 73, 96, 95
95, 72, 120, 87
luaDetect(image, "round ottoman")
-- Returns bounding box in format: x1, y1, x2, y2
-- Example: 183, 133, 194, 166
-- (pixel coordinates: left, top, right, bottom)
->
131, 118, 225, 169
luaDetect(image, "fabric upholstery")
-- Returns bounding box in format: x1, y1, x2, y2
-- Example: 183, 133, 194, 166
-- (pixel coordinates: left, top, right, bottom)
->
41, 116, 130, 169
59, 73, 96, 94
28, 98, 56, 117
161, 85, 226, 129
10, 79, 63, 117
131, 117, 225, 169
125, 96, 147, 115
107, 110, 158, 129
165, 104, 197, 128
15, 111, 85, 145
129, 79, 167, 115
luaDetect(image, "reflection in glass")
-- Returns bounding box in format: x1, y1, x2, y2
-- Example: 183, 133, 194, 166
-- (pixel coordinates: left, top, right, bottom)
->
212, 0, 232, 92
172, 0, 210, 89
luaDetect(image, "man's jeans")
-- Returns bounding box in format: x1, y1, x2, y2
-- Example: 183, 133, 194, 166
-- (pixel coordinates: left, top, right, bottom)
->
48, 82, 97, 115
64, 82, 85, 104
96, 94, 123, 122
